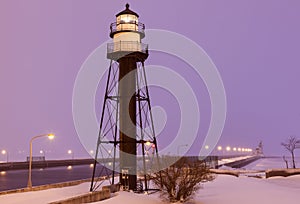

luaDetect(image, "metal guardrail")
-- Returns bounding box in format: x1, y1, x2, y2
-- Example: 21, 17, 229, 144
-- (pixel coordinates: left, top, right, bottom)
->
110, 21, 145, 34
107, 41, 148, 54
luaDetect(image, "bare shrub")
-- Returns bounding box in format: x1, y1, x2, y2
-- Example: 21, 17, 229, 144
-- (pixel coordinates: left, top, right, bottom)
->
152, 157, 215, 203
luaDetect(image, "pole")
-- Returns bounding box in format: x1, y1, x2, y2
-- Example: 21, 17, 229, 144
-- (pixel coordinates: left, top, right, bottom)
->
27, 139, 33, 188
27, 133, 54, 189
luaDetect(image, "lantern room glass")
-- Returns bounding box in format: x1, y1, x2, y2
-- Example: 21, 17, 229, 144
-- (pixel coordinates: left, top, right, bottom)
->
116, 14, 138, 31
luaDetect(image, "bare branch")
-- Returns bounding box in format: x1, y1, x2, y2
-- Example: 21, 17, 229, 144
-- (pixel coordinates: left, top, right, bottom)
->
152, 157, 215, 202
281, 136, 300, 168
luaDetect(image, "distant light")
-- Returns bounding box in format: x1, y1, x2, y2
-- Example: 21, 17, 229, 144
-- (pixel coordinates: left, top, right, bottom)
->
217, 146, 222, 151
1, 150, 6, 155
108, 162, 112, 166
68, 150, 72, 154
47, 133, 55, 140
226, 146, 231, 151
205, 145, 209, 150
238, 148, 241, 152
90, 164, 94, 168
39, 150, 43, 154
249, 149, 253, 152
67, 165, 72, 170
145, 141, 151, 146
0, 171, 6, 175
90, 150, 94, 154
242, 148, 245, 152
151, 144, 156, 149
145, 159, 149, 162
233, 147, 237, 151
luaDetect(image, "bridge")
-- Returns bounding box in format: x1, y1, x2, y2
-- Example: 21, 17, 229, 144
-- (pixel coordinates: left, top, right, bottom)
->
0, 154, 261, 172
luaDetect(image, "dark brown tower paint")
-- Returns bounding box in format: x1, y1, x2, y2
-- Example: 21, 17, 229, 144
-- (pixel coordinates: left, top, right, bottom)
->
118, 56, 137, 190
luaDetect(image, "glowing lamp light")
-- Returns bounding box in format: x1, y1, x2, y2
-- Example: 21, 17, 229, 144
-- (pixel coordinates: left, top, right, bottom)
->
1, 150, 6, 155
226, 146, 231, 151
217, 146, 222, 151
47, 133, 55, 140
122, 16, 131, 23
233, 147, 237, 151
67, 165, 72, 170
145, 141, 151, 146
205, 145, 209, 150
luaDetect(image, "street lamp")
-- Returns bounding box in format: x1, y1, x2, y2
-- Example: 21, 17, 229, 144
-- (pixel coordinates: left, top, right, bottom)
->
1, 150, 8, 163
68, 150, 74, 160
39, 150, 46, 158
27, 133, 55, 189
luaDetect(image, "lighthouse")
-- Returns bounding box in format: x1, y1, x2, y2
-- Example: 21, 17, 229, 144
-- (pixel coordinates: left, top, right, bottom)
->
90, 4, 159, 191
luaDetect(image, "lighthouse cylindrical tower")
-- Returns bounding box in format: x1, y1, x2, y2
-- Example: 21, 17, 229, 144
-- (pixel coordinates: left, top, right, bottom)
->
109, 3, 148, 190
90, 4, 162, 192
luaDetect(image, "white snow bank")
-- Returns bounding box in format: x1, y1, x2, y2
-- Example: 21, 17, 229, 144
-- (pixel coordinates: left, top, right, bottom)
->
1, 174, 300, 204
92, 174, 300, 204
266, 175, 300, 189
196, 175, 300, 204
92, 191, 163, 204
0, 182, 91, 204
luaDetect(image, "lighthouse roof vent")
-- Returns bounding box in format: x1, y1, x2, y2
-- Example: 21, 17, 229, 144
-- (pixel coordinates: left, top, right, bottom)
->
116, 3, 139, 18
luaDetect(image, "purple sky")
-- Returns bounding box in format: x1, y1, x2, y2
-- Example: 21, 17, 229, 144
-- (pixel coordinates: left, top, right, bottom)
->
1, 0, 300, 161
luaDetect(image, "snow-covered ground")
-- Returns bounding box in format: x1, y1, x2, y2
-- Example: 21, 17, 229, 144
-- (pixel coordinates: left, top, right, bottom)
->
1, 174, 299, 204
98, 174, 300, 204
1, 157, 300, 204
0, 182, 91, 204
244, 157, 286, 170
